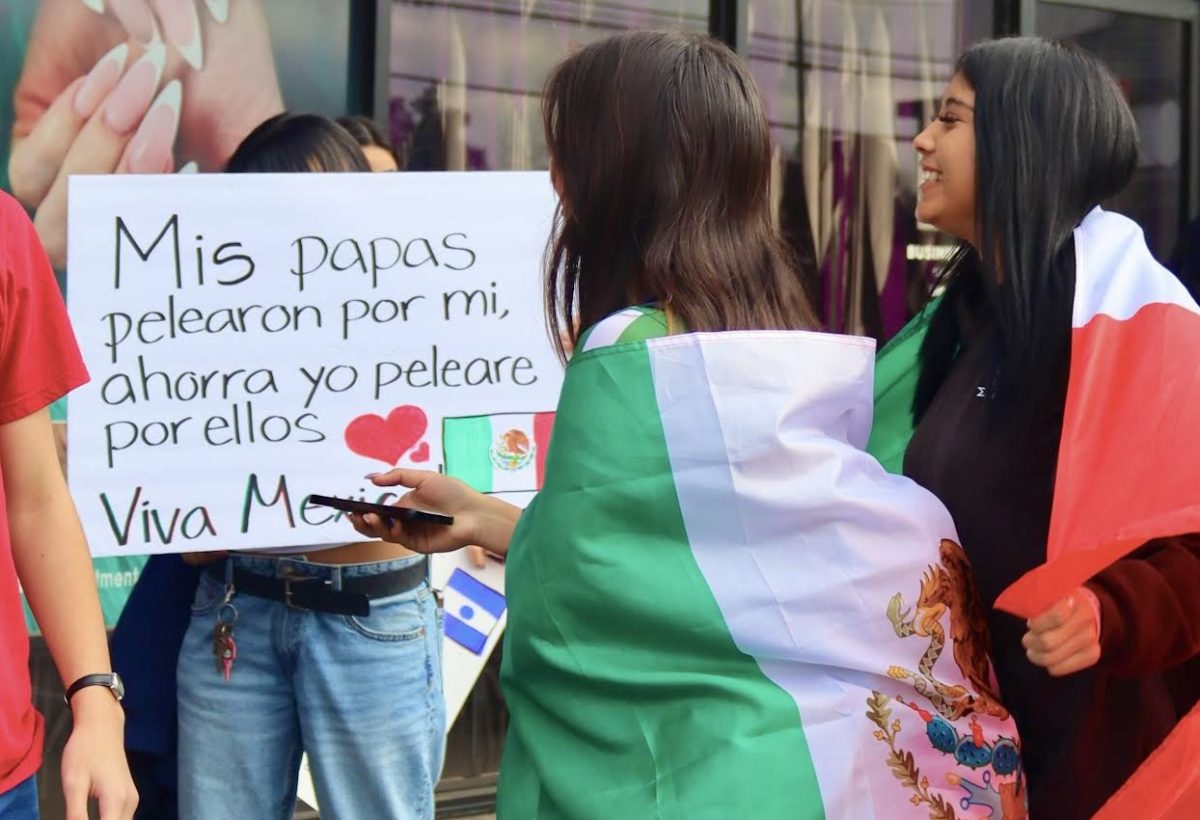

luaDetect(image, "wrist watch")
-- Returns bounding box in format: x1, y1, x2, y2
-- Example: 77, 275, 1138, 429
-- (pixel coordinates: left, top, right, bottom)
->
64, 673, 125, 705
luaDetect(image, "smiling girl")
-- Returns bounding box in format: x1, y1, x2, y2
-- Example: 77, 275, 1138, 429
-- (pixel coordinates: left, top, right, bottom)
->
906, 37, 1200, 818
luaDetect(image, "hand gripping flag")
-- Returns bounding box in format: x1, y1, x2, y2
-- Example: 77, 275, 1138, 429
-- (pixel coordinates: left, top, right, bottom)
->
997, 210, 1200, 819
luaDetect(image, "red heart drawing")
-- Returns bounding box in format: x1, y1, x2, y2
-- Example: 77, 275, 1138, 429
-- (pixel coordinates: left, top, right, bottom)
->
410, 442, 431, 463
344, 406, 428, 465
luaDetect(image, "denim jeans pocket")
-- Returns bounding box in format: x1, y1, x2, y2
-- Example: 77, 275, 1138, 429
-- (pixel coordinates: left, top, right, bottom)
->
189, 572, 226, 617
342, 587, 428, 642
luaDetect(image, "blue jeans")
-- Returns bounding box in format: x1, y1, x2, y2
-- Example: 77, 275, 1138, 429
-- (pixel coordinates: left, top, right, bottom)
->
0, 776, 37, 820
177, 555, 445, 820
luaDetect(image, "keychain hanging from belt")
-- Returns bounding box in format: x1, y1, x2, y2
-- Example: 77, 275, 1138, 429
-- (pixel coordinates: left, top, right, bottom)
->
212, 560, 238, 681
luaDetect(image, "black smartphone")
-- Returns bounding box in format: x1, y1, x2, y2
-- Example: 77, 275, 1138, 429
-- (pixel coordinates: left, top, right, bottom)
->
307, 494, 454, 526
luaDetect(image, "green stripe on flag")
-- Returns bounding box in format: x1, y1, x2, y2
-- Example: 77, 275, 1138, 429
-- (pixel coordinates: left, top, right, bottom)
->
866, 297, 940, 474
442, 415, 494, 492
499, 342, 823, 818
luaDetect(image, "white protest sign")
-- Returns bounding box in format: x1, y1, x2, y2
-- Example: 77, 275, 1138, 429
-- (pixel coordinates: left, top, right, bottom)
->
66, 172, 563, 556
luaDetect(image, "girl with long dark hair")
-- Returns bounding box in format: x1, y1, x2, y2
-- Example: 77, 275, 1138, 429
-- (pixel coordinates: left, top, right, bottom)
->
906, 37, 1200, 818
352, 31, 1030, 819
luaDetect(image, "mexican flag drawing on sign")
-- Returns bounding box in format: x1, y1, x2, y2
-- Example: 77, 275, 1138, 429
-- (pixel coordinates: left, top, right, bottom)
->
442, 412, 555, 493
498, 319, 1027, 819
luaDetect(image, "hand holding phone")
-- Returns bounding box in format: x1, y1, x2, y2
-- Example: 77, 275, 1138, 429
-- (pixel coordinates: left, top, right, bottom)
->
344, 469, 520, 558
308, 495, 454, 526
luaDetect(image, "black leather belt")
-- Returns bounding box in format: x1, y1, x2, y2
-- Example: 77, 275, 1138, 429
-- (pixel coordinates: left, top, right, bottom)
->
207, 558, 428, 616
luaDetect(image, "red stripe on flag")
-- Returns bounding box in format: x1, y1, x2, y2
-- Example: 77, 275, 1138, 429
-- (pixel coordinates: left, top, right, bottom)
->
998, 302, 1200, 617
1092, 702, 1200, 820
534, 412, 555, 489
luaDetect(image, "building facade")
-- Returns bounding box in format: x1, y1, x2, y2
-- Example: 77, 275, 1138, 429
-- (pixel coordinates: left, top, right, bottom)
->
3, 0, 1195, 816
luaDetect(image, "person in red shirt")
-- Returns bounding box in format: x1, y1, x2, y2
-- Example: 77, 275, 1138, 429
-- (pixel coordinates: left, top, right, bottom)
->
0, 190, 136, 820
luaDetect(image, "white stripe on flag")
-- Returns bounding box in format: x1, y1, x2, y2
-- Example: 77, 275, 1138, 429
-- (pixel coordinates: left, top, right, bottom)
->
577, 308, 646, 354
648, 331, 975, 819
1073, 208, 1200, 326
444, 584, 500, 637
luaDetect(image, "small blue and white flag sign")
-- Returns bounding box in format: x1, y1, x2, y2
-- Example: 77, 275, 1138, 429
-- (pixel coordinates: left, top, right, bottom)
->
443, 569, 506, 654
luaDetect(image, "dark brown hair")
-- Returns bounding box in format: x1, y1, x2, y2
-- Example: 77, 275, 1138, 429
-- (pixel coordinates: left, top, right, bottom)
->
542, 30, 817, 359
226, 113, 370, 173
337, 115, 402, 167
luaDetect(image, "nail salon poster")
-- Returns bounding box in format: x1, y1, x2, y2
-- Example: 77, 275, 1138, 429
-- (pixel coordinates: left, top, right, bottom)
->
0, 0, 366, 627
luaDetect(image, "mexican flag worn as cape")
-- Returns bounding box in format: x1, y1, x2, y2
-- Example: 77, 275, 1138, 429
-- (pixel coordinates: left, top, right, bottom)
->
1004, 208, 1200, 818
497, 307, 1027, 819
868, 208, 1200, 819
997, 208, 1200, 615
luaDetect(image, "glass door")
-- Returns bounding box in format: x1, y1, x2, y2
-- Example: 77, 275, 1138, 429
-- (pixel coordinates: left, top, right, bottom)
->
743, 0, 996, 340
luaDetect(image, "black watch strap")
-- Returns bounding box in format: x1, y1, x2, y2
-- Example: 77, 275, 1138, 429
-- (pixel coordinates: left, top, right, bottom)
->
64, 673, 123, 705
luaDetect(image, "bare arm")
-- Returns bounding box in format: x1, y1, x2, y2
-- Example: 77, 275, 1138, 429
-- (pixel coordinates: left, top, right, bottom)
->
3, 407, 137, 820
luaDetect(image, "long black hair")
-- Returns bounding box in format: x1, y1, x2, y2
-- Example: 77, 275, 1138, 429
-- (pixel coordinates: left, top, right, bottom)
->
226, 113, 371, 173
914, 38, 1139, 420
541, 30, 818, 361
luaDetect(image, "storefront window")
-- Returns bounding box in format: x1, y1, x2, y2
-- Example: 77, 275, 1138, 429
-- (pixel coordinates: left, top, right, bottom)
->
388, 0, 709, 173
745, 0, 993, 339
1037, 4, 1190, 262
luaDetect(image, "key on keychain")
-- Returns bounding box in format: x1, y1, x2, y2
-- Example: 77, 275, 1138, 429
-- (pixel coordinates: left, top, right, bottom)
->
212, 622, 237, 681
212, 600, 238, 681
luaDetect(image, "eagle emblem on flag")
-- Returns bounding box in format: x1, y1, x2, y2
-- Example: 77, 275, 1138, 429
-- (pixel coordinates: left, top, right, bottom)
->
886, 540, 1008, 722
490, 429, 534, 472
868, 540, 1027, 818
